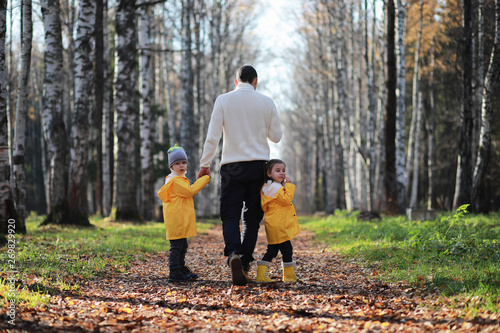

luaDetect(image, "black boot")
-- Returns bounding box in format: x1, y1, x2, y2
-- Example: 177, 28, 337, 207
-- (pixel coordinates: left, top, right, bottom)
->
181, 266, 198, 280
168, 266, 192, 282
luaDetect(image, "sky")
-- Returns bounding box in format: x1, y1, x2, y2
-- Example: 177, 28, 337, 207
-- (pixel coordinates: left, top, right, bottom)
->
252, 0, 303, 158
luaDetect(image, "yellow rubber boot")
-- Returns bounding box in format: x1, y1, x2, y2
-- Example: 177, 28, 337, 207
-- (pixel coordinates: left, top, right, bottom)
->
282, 261, 298, 282
255, 260, 274, 283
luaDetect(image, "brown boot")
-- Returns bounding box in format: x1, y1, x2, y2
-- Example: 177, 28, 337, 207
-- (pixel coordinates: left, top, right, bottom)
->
228, 253, 247, 286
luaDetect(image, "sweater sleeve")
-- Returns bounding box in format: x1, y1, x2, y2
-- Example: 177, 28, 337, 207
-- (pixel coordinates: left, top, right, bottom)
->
267, 100, 282, 143
170, 175, 210, 198
200, 98, 224, 168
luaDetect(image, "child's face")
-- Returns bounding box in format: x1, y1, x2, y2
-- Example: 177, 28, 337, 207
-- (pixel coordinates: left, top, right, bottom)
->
171, 161, 188, 175
268, 163, 286, 183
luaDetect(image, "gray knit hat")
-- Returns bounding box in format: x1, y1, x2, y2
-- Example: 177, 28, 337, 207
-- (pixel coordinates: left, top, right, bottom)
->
168, 144, 188, 168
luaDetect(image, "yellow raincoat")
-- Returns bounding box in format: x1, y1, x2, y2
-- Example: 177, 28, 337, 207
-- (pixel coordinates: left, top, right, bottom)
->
261, 181, 300, 245
157, 174, 210, 240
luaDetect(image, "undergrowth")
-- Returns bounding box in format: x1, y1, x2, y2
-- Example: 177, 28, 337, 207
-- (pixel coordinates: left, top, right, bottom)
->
300, 205, 500, 314
0, 214, 213, 308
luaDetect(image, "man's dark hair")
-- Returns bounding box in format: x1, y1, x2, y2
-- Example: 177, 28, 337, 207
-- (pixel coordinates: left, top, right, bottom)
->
236, 65, 258, 83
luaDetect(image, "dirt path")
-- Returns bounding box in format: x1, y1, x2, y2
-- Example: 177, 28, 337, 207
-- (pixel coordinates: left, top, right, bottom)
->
4, 225, 500, 332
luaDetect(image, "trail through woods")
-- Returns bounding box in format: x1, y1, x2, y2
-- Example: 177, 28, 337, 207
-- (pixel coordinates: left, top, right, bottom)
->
2, 225, 499, 332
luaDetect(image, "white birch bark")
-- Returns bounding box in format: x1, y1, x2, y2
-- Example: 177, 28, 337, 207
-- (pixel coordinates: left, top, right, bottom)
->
68, 0, 95, 224
12, 0, 32, 230
138, 1, 154, 220
114, 0, 140, 221
41, 0, 69, 222
102, 0, 113, 217
180, 0, 196, 182
472, 0, 500, 212
0, 1, 16, 229
395, 0, 407, 213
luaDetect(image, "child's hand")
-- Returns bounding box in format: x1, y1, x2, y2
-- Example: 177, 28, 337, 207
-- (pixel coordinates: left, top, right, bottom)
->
285, 176, 292, 184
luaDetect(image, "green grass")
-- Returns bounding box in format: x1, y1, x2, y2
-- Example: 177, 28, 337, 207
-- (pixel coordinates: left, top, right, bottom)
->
300, 205, 500, 314
0, 213, 214, 308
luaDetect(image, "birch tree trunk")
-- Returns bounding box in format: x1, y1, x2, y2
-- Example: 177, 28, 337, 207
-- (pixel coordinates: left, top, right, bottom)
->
408, 0, 423, 208
472, 0, 500, 213
12, 0, 32, 232
385, 0, 398, 214
0, 1, 17, 236
365, 0, 377, 212
40, 0, 70, 224
114, 0, 140, 221
406, 0, 422, 200
410, 92, 423, 208
67, 0, 95, 225
395, 0, 407, 214
138, 1, 154, 221
453, 0, 475, 209
61, 0, 77, 133
94, 0, 104, 216
180, 0, 196, 182
427, 46, 436, 210
102, 0, 113, 217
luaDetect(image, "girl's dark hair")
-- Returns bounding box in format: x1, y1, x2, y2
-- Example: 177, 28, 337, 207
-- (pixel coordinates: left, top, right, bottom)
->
264, 159, 286, 182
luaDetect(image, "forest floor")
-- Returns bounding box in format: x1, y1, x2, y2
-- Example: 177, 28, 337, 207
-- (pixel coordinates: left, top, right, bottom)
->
2, 224, 500, 332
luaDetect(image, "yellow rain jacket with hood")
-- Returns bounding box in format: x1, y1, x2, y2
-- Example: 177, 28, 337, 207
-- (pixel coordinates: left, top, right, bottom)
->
261, 180, 300, 244
157, 173, 210, 240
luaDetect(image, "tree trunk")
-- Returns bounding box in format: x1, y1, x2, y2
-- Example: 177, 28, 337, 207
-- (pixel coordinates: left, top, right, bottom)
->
409, 0, 423, 208
453, 0, 475, 209
0, 1, 18, 238
472, 0, 500, 213
427, 46, 437, 210
12, 0, 32, 233
395, 0, 407, 214
61, 0, 77, 137
406, 0, 423, 200
180, 0, 196, 181
114, 0, 140, 221
410, 92, 423, 208
40, 0, 70, 225
102, 0, 113, 217
94, 0, 104, 216
385, 0, 398, 214
67, 0, 95, 226
365, 0, 377, 212
138, 1, 154, 221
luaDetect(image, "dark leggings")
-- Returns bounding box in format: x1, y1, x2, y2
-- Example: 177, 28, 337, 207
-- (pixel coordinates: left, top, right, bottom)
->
169, 238, 188, 269
262, 240, 293, 263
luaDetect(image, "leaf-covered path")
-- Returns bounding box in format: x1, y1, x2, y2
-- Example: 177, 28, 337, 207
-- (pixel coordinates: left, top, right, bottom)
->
4, 225, 500, 332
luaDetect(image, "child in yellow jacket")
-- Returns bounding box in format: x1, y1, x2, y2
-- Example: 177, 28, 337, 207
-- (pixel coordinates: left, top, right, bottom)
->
256, 159, 300, 283
157, 145, 210, 282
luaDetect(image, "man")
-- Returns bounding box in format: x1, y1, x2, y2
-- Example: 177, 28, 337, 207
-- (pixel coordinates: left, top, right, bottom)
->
198, 65, 282, 286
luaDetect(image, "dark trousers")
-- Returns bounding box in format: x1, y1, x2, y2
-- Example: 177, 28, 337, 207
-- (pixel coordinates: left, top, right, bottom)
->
220, 160, 266, 268
262, 240, 293, 263
169, 238, 188, 269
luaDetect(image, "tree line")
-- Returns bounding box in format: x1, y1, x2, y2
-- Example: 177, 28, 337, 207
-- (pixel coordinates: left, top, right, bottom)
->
0, 0, 499, 238
0, 0, 259, 235
281, 0, 500, 215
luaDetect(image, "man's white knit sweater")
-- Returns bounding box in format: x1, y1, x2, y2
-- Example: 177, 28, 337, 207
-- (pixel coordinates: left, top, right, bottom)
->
200, 82, 283, 167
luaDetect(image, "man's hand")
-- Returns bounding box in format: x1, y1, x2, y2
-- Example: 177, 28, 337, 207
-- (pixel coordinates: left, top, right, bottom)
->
198, 167, 211, 179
